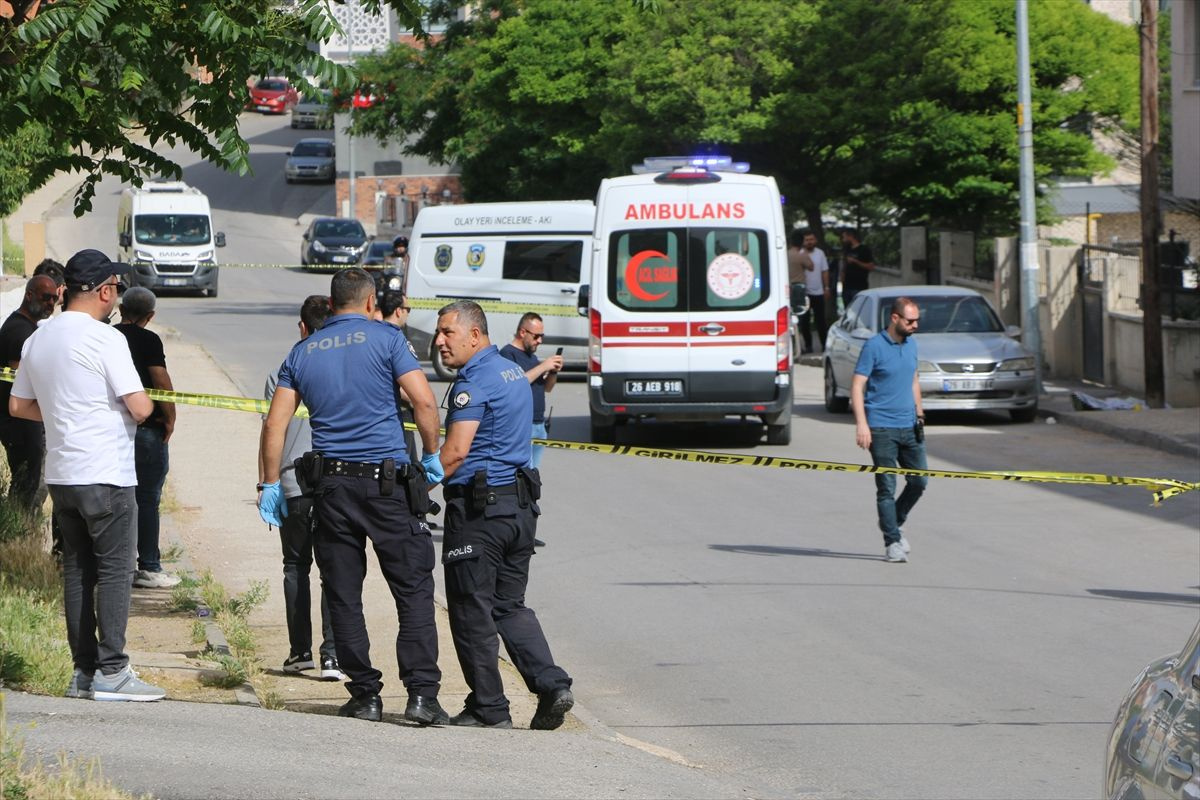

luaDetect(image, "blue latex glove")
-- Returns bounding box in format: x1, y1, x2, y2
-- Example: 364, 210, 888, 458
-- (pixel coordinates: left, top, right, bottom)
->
421, 452, 445, 485
258, 481, 287, 527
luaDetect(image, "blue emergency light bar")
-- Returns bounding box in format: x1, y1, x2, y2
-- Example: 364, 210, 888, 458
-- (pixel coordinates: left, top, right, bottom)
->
631, 155, 751, 175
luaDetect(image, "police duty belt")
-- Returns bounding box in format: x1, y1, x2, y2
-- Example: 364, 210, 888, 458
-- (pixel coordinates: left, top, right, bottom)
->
2, 367, 1194, 505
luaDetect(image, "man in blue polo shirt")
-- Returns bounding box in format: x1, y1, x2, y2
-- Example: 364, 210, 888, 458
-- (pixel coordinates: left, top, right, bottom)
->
258, 268, 448, 725
429, 300, 574, 731
852, 296, 927, 563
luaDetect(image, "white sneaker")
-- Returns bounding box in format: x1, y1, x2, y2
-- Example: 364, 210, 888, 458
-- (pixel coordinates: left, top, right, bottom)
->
133, 569, 182, 589
899, 536, 911, 554
884, 542, 908, 563
92, 666, 166, 702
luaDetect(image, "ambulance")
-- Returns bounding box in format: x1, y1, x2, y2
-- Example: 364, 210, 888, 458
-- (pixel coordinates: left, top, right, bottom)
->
403, 201, 594, 379
583, 156, 793, 444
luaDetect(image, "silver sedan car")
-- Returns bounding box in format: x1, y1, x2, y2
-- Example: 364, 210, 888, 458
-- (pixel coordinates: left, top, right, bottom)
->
284, 138, 335, 183
1105, 620, 1200, 800
823, 285, 1039, 422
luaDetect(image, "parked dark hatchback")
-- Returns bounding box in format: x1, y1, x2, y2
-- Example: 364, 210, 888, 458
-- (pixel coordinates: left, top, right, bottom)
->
361, 240, 394, 268
300, 217, 368, 267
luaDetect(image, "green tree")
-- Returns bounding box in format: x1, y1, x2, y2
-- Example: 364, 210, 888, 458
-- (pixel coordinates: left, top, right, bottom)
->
0, 0, 429, 216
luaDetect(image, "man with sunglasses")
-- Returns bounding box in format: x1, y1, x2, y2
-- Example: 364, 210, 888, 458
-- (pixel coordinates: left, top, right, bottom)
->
498, 312, 562, 471
0, 273, 59, 513
9, 249, 166, 701
851, 296, 927, 564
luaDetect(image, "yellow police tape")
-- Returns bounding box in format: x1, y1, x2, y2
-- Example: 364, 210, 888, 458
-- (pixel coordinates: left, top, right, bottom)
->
2, 368, 1195, 505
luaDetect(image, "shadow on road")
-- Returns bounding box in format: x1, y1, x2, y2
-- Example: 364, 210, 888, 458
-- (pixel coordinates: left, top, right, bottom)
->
707, 543, 879, 561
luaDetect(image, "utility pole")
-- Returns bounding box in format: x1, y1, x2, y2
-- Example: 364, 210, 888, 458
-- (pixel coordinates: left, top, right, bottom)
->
347, 12, 356, 222
1139, 0, 1164, 407
1015, 0, 1042, 395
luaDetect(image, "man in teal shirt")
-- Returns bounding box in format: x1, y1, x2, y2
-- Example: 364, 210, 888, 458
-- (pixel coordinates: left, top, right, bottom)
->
852, 297, 926, 563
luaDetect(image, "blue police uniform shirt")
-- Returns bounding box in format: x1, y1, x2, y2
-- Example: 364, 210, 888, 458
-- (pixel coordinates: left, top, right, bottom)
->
497, 344, 546, 424
445, 346, 532, 487
277, 314, 422, 463
853, 330, 919, 428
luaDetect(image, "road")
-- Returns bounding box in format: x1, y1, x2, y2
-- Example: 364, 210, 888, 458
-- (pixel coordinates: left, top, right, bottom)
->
43, 114, 1200, 799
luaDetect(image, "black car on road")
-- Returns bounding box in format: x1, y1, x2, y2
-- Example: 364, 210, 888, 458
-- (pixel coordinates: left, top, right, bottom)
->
300, 217, 368, 268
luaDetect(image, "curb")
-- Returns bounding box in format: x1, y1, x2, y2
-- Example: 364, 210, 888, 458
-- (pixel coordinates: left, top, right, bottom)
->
1038, 406, 1200, 460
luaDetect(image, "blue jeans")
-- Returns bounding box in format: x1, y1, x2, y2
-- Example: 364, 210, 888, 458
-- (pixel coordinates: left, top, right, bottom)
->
530, 422, 548, 469
134, 426, 169, 572
49, 484, 137, 676
868, 426, 927, 545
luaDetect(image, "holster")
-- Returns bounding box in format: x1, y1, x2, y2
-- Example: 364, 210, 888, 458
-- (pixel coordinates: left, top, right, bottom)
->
403, 462, 432, 515
294, 452, 324, 498
470, 470, 490, 512
516, 467, 541, 508
380, 457, 396, 496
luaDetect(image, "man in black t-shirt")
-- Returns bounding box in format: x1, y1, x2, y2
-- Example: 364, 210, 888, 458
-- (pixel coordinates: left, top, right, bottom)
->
499, 312, 562, 473
114, 287, 180, 590
839, 228, 876, 309
0, 274, 58, 511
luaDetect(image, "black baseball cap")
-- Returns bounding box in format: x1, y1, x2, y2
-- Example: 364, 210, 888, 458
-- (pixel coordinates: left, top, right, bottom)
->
64, 249, 132, 291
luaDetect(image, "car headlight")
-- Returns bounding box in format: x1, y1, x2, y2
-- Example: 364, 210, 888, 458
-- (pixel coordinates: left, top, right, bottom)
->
135, 250, 155, 262
312, 241, 327, 253
196, 250, 214, 262
998, 357, 1035, 371
918, 360, 937, 373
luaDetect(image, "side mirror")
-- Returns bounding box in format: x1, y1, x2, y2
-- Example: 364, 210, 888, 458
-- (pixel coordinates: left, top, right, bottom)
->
118, 233, 131, 248
286, 149, 293, 156
850, 327, 873, 341
1005, 324, 1022, 338
577, 284, 590, 317
214, 232, 226, 248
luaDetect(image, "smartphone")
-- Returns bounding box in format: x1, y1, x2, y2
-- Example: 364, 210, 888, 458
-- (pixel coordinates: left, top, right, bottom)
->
555, 347, 564, 356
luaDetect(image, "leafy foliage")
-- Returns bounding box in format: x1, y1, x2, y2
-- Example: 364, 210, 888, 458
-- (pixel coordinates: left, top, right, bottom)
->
0, 0, 430, 216
353, 0, 1139, 236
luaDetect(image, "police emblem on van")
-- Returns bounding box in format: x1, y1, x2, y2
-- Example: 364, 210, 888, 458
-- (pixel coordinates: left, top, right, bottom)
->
467, 244, 485, 270
434, 245, 453, 272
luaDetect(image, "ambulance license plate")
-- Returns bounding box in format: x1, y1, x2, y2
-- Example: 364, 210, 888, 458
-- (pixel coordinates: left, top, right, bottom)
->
625, 379, 683, 396
942, 378, 994, 391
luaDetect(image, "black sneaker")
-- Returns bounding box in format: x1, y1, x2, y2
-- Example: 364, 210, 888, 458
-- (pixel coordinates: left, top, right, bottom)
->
282, 652, 315, 672
320, 655, 345, 681
405, 695, 449, 726
530, 687, 574, 731
449, 709, 513, 729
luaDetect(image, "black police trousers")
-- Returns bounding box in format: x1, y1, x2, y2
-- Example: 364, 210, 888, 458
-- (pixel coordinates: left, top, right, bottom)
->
442, 492, 571, 725
312, 474, 440, 699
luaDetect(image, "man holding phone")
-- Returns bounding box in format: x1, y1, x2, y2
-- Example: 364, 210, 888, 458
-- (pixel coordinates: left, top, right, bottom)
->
499, 312, 562, 474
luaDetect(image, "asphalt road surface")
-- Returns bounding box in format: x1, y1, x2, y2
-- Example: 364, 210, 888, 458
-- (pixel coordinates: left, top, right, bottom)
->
43, 113, 1200, 799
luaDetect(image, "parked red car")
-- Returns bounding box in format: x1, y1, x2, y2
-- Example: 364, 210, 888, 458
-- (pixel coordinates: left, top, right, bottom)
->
248, 78, 298, 115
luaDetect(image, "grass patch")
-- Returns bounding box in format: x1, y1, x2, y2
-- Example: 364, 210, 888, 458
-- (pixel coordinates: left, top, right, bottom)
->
0, 578, 72, 696
190, 620, 207, 645
1, 222, 23, 276
159, 542, 184, 564
0, 694, 136, 800
190, 571, 275, 701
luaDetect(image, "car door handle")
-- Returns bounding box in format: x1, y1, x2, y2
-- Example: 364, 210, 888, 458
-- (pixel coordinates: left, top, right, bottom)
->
561, 288, 577, 294
1164, 753, 1194, 781
698, 323, 725, 335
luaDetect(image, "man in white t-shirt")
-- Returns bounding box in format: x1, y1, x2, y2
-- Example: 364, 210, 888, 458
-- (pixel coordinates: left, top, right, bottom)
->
798, 230, 831, 354
9, 249, 166, 702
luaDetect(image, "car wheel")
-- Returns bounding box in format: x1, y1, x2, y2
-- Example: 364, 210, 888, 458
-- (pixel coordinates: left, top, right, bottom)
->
590, 414, 616, 445
765, 415, 792, 446
431, 341, 457, 381
1010, 405, 1037, 423
824, 362, 849, 413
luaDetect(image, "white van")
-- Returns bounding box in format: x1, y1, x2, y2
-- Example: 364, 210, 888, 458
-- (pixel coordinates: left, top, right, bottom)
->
403, 201, 594, 379
584, 156, 793, 444
117, 181, 225, 297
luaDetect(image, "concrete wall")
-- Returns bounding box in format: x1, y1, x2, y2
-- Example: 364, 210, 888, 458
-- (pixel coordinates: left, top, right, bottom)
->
1096, 211, 1200, 248
1108, 313, 1200, 406
1037, 246, 1084, 381
1172, 0, 1200, 200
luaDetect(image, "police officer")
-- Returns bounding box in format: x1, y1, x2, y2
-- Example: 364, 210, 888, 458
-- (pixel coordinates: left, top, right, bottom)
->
258, 268, 448, 725
428, 300, 574, 730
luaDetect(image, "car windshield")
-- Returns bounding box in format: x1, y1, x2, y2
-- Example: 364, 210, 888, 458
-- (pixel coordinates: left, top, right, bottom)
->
256, 79, 287, 92
879, 295, 1002, 334
299, 93, 328, 105
314, 220, 365, 238
292, 142, 332, 158
134, 214, 210, 246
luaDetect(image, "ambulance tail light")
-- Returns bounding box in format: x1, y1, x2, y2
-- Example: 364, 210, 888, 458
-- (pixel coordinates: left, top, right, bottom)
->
776, 306, 790, 372
589, 308, 602, 373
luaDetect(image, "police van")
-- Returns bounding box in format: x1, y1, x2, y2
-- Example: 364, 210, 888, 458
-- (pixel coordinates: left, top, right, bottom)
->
403, 201, 594, 379
583, 156, 793, 444
117, 181, 225, 297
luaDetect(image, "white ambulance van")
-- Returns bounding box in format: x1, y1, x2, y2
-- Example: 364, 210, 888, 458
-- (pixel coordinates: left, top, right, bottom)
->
403, 201, 594, 379
583, 156, 793, 444
117, 181, 225, 297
